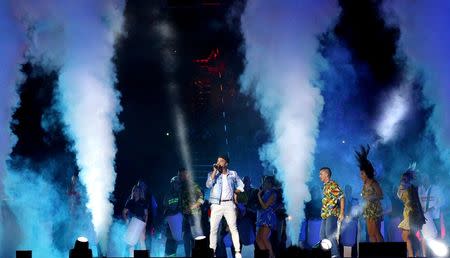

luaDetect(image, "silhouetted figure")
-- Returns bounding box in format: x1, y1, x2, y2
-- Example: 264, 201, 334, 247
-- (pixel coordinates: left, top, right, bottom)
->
397, 169, 426, 257
163, 174, 182, 256
136, 179, 157, 253
123, 185, 149, 257
256, 176, 278, 258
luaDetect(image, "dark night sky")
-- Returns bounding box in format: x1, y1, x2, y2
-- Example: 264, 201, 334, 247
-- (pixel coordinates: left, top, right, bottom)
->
9, 0, 408, 218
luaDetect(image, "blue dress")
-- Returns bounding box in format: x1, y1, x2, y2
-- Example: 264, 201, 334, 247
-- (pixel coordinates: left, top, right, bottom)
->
256, 189, 278, 230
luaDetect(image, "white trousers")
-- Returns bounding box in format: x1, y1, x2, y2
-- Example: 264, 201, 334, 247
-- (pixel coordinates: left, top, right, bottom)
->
209, 202, 240, 252
129, 228, 146, 257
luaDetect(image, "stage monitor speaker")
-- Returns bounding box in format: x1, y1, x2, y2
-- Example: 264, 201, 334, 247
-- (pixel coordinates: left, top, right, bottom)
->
359, 242, 407, 258
134, 250, 150, 258
16, 250, 32, 258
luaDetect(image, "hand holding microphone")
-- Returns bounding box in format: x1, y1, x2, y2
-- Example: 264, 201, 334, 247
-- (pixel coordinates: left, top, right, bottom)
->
212, 163, 221, 177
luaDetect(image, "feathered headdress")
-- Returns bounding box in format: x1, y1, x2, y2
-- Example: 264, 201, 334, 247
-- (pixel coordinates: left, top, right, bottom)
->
402, 162, 419, 185
407, 162, 419, 172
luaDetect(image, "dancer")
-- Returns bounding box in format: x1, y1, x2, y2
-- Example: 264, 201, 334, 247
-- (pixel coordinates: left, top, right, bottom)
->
206, 155, 244, 258
179, 168, 204, 256
355, 145, 384, 242
397, 169, 426, 257
136, 179, 158, 251
256, 175, 278, 258
319, 167, 345, 258
236, 176, 258, 248
123, 185, 148, 257
163, 173, 183, 257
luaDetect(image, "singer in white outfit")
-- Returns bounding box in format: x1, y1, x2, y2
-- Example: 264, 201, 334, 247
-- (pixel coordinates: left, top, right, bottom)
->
206, 155, 244, 258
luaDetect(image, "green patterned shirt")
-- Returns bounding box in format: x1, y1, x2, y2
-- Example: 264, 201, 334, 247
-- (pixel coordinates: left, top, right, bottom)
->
181, 182, 204, 215
321, 180, 344, 219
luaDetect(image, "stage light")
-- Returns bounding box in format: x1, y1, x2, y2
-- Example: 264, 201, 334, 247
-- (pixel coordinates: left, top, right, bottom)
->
69, 236, 92, 258
75, 237, 88, 249
320, 239, 332, 250
195, 235, 206, 241
428, 239, 449, 257
312, 239, 331, 258
192, 235, 213, 258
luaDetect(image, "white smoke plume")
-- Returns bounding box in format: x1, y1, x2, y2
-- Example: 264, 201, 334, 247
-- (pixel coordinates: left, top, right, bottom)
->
240, 0, 340, 244
11, 0, 126, 251
0, 1, 26, 198
383, 1, 450, 171
376, 84, 411, 144
54, 1, 125, 250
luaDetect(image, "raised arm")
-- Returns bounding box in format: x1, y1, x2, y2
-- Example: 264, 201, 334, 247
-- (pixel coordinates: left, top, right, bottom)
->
258, 191, 276, 210
206, 170, 219, 188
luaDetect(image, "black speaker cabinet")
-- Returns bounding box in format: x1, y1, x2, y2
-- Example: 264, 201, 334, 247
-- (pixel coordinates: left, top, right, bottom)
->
134, 249, 150, 258
16, 250, 32, 258
359, 242, 407, 258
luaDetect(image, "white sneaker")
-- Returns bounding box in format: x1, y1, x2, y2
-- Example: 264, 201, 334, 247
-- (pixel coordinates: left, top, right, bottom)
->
235, 252, 242, 258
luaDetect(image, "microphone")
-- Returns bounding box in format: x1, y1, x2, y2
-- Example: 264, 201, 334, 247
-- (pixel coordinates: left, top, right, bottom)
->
213, 164, 221, 171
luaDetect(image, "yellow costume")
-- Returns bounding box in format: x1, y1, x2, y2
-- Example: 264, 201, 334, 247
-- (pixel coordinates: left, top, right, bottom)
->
398, 187, 412, 230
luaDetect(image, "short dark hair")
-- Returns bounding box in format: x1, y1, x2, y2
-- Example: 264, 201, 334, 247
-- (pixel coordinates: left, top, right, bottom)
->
178, 167, 187, 174
218, 154, 230, 163
319, 167, 332, 177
